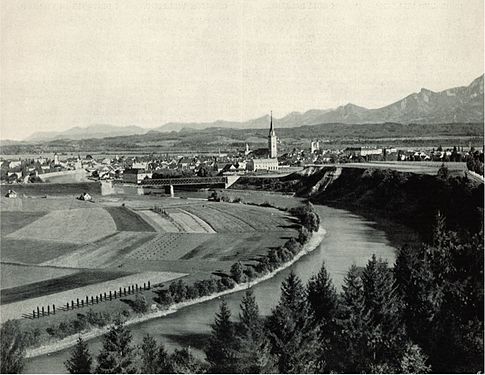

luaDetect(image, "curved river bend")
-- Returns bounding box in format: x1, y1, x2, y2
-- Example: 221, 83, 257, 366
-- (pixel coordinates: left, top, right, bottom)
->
25, 205, 397, 373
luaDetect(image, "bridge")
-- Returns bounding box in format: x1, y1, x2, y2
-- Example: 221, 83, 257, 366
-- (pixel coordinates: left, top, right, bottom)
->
141, 176, 227, 186
139, 176, 240, 196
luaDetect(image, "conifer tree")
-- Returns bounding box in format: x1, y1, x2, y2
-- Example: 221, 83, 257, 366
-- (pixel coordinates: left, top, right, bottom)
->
399, 342, 431, 374
171, 347, 206, 373
205, 300, 238, 373
235, 289, 274, 373
337, 265, 369, 373
96, 317, 135, 374
306, 261, 339, 372
65, 336, 92, 374
266, 271, 319, 373
139, 334, 160, 374
361, 255, 405, 371
156, 342, 173, 373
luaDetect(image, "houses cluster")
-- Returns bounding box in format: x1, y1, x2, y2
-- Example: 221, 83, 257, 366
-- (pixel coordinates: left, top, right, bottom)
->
0, 153, 83, 183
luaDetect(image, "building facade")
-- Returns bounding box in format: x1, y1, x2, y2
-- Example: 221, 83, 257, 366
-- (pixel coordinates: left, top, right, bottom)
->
246, 158, 279, 171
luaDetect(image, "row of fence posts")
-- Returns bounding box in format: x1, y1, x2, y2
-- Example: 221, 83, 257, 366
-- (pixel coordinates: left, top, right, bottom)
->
31, 281, 151, 319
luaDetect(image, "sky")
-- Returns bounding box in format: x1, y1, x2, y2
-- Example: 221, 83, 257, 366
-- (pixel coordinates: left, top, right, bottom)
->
1, 0, 483, 140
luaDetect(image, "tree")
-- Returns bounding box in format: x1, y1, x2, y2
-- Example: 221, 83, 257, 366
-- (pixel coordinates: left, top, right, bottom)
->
230, 262, 244, 284
437, 163, 449, 179
337, 265, 369, 373
399, 342, 431, 374
131, 294, 148, 314
361, 255, 405, 371
171, 348, 206, 373
235, 289, 274, 373
266, 271, 319, 373
96, 318, 136, 374
205, 300, 238, 373
65, 336, 93, 374
306, 261, 339, 372
139, 334, 159, 374
169, 279, 188, 303
0, 320, 26, 374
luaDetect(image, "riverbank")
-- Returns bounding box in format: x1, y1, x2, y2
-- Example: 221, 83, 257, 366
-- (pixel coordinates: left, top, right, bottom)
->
25, 225, 326, 359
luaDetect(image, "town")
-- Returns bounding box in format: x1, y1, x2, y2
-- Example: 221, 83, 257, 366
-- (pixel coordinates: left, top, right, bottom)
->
2, 118, 483, 186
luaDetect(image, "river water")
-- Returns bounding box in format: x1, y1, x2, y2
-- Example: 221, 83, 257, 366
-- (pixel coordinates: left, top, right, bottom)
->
24, 205, 397, 373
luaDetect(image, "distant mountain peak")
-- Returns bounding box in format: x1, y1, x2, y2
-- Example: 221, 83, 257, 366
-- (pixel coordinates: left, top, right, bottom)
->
23, 74, 484, 141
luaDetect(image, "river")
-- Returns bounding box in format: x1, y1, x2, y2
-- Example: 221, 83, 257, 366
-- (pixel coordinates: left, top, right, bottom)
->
24, 205, 398, 373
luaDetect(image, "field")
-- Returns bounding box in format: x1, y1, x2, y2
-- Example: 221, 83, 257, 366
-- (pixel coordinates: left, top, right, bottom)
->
0, 211, 47, 235
126, 233, 214, 261
0, 188, 301, 327
1, 238, 80, 264
136, 210, 179, 232
0, 271, 185, 322
105, 206, 155, 232
0, 182, 101, 197
7, 208, 117, 244
1, 269, 129, 304
0, 197, 91, 212
0, 264, 79, 290
42, 232, 156, 268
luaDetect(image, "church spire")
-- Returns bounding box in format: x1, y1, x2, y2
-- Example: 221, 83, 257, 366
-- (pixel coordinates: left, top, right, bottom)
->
268, 110, 277, 158
269, 111, 274, 135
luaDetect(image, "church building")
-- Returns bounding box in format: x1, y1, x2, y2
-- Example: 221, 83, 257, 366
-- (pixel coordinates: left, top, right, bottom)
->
247, 112, 279, 172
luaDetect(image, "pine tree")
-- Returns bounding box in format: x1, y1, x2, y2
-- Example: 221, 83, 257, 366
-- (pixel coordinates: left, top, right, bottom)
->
171, 347, 206, 373
266, 271, 319, 373
65, 336, 92, 374
399, 342, 431, 374
235, 289, 274, 373
337, 265, 369, 373
156, 342, 173, 373
95, 317, 135, 374
0, 320, 26, 374
361, 255, 405, 371
306, 261, 339, 372
205, 300, 238, 373
139, 334, 159, 374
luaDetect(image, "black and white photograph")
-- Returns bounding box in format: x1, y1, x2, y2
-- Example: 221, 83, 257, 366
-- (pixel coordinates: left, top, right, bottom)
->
0, 0, 483, 373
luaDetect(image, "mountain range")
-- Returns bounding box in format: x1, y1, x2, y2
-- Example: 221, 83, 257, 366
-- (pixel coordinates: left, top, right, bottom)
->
24, 74, 483, 142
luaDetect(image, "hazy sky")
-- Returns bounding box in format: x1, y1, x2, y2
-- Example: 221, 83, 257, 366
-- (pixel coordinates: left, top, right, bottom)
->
1, 0, 483, 140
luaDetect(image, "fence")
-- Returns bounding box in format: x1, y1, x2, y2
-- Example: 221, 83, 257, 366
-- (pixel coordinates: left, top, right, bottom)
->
29, 281, 151, 319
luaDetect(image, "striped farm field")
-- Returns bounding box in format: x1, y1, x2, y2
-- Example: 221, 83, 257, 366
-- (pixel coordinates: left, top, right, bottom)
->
165, 208, 215, 233
126, 233, 213, 260
182, 205, 254, 232
105, 206, 155, 232
136, 210, 179, 232
42, 232, 156, 269
182, 203, 292, 233
7, 208, 117, 244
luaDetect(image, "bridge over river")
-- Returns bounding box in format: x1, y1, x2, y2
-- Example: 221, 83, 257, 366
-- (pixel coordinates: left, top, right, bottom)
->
135, 176, 239, 196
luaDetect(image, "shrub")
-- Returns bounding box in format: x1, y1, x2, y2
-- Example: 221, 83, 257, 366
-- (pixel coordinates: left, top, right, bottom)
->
131, 294, 148, 314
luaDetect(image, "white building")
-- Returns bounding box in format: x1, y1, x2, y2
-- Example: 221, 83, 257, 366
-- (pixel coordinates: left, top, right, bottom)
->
311, 140, 320, 153
247, 158, 279, 172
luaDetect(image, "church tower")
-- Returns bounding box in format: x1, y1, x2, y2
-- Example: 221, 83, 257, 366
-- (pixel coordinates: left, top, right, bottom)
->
268, 111, 277, 158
